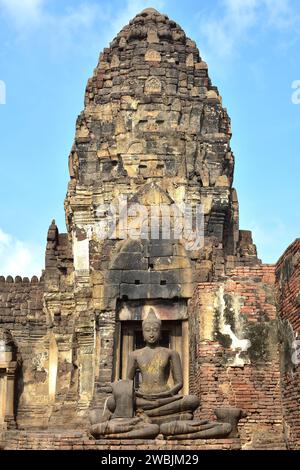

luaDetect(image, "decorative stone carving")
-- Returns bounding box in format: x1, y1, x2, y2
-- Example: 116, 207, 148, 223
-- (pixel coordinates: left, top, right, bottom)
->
147, 29, 159, 44
186, 53, 194, 67
145, 49, 161, 62
119, 37, 127, 48
144, 77, 162, 95
111, 55, 120, 68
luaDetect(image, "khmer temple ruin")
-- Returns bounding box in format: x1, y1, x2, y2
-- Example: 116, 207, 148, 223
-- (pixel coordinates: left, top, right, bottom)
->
0, 8, 299, 450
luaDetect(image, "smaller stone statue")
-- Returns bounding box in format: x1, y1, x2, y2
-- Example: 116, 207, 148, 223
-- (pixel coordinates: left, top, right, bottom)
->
90, 380, 159, 439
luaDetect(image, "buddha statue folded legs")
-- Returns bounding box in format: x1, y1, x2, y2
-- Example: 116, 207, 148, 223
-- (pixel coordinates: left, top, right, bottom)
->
135, 394, 199, 425
90, 417, 160, 439
160, 419, 232, 440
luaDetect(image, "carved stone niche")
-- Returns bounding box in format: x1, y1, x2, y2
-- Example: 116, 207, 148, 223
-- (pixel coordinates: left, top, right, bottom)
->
0, 330, 17, 430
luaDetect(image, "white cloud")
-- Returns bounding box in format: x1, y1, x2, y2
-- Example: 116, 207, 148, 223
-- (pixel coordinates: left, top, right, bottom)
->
197, 0, 258, 59
0, 0, 44, 28
0, 0, 165, 56
43, 3, 111, 57
0, 228, 43, 277
197, 0, 298, 59
264, 0, 297, 29
0, 0, 168, 57
0, 0, 110, 49
0, 0, 166, 38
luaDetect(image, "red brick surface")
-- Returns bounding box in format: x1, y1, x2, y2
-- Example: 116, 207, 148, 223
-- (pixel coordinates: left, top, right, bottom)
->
276, 239, 300, 450
189, 264, 286, 450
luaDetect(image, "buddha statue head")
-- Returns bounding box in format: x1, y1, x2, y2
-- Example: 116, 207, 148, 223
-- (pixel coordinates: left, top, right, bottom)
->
142, 309, 161, 345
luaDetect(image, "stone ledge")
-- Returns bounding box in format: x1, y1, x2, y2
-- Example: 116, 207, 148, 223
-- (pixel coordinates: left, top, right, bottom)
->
3, 430, 241, 450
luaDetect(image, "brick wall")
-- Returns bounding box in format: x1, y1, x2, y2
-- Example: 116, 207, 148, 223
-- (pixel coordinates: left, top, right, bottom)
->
276, 239, 300, 450
189, 264, 286, 449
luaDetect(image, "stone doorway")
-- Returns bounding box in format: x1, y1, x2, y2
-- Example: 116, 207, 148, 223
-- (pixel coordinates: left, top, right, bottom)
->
114, 299, 189, 394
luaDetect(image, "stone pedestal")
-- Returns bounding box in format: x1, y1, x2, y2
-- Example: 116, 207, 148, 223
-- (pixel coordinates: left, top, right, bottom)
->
2, 430, 241, 450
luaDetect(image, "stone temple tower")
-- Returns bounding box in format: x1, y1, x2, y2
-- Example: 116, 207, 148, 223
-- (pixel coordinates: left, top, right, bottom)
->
65, 7, 258, 283
62, 6, 259, 413
1, 8, 300, 450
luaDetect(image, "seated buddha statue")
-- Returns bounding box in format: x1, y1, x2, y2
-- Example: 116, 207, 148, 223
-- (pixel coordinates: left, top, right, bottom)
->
90, 309, 236, 440
127, 309, 199, 425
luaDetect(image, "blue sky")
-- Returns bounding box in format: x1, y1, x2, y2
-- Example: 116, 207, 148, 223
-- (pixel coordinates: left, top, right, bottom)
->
0, 0, 299, 276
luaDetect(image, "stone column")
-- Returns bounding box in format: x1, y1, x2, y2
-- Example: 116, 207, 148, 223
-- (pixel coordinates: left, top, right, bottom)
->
0, 341, 17, 429
54, 334, 73, 401
5, 364, 17, 428
76, 326, 95, 402
0, 372, 5, 427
